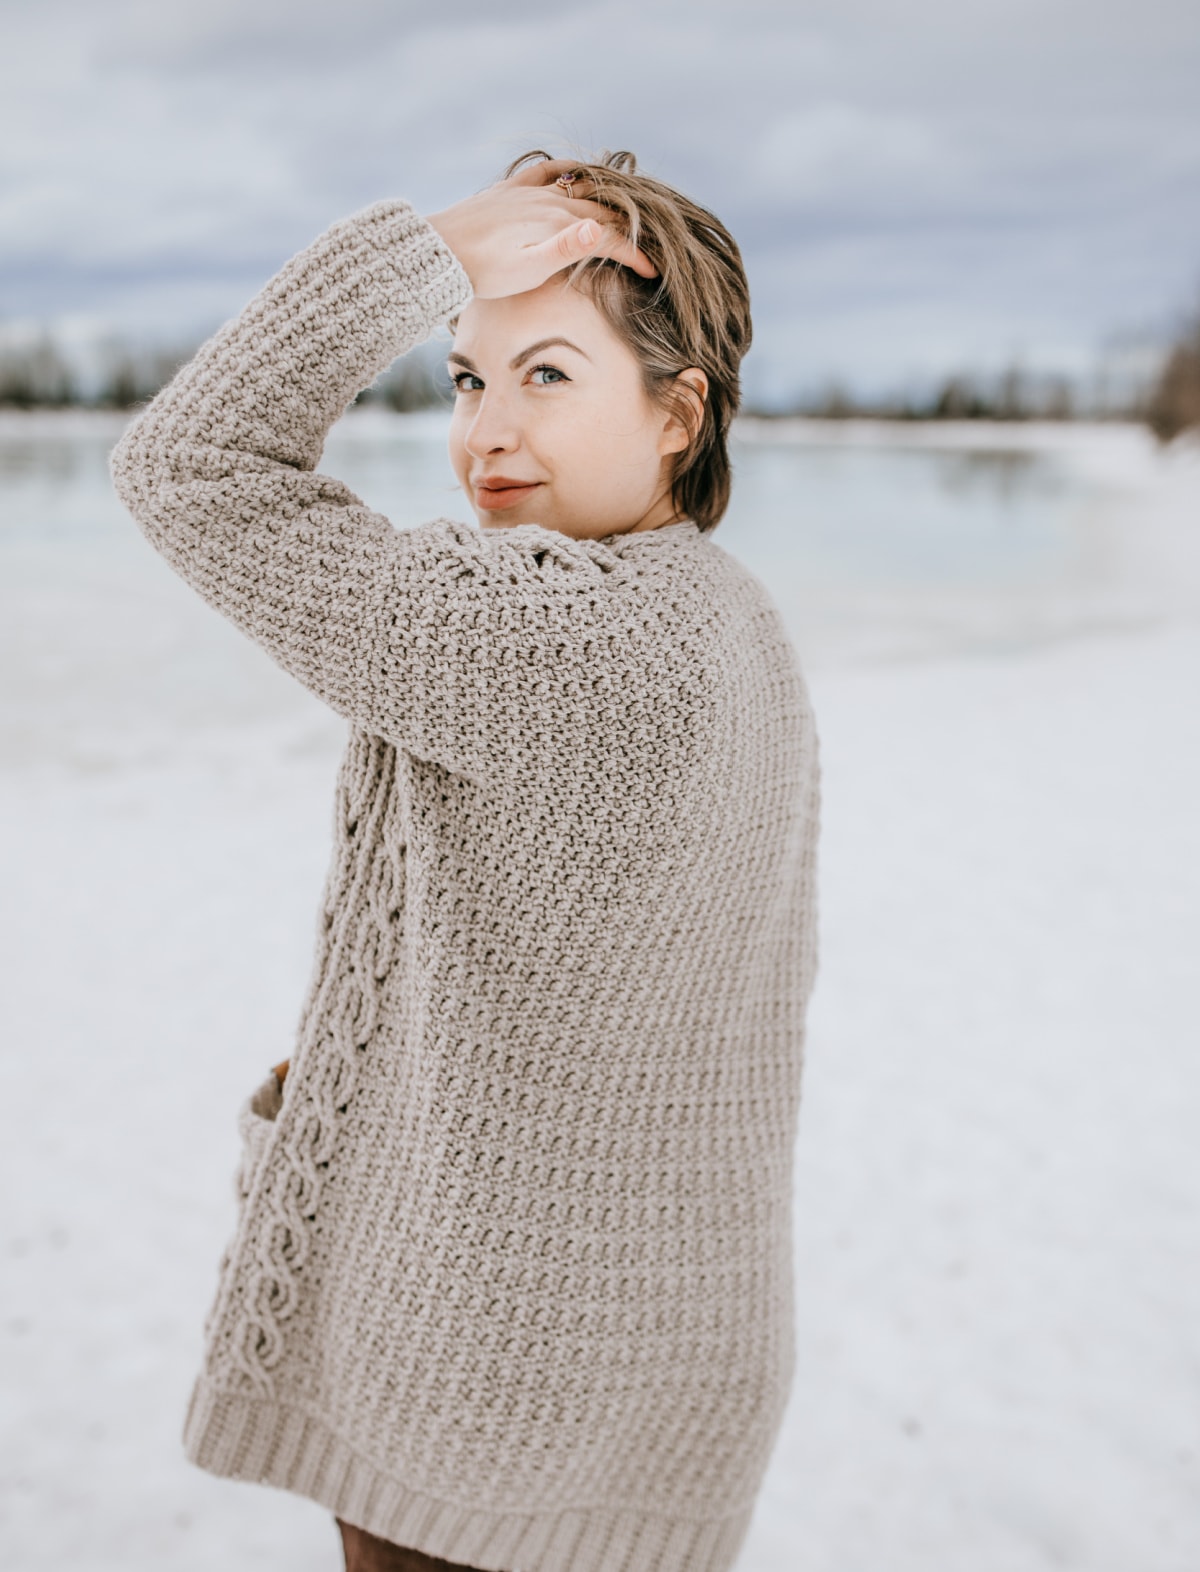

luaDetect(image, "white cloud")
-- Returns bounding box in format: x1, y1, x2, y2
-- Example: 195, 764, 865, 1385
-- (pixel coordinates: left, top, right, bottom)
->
754, 104, 948, 202
1, 0, 1198, 394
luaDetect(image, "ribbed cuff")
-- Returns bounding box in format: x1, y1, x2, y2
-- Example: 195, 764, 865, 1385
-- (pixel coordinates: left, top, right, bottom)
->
338, 197, 475, 337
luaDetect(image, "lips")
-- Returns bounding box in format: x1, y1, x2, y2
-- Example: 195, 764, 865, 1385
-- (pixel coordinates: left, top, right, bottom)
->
474, 477, 543, 511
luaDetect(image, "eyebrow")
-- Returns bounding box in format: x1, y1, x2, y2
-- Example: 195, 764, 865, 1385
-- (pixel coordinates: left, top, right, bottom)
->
446, 337, 593, 374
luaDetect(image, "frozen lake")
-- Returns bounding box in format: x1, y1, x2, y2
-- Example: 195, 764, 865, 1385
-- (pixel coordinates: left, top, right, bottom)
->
2, 409, 1197, 773
2, 409, 1199, 1571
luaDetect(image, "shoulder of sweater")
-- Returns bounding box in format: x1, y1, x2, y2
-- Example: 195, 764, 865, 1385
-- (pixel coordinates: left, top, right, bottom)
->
398, 517, 722, 564
384, 519, 803, 688
390, 517, 751, 595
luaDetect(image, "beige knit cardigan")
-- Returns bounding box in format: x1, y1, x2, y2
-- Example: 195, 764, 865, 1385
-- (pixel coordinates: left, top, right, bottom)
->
109, 198, 821, 1572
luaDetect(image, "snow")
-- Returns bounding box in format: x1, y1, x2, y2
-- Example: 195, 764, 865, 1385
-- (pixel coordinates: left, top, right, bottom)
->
2, 412, 1198, 1569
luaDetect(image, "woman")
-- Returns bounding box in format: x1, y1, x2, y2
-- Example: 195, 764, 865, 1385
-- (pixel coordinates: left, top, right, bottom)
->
110, 149, 821, 1572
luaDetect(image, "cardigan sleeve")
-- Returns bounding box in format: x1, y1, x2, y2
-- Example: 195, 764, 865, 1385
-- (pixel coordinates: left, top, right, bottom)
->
108, 198, 634, 788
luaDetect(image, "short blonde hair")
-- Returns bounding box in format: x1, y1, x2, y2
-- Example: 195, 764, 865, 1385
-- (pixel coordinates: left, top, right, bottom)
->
499, 148, 752, 533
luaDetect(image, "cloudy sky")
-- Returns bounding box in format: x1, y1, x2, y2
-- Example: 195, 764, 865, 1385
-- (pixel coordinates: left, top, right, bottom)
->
2, 0, 1198, 404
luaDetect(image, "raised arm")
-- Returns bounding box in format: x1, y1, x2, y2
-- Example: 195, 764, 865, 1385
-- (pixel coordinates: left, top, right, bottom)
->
109, 169, 659, 786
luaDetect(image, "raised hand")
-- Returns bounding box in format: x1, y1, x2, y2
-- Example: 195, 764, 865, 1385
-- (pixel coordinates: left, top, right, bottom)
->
425, 157, 658, 300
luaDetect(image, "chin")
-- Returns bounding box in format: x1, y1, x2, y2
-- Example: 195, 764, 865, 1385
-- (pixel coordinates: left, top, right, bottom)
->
479, 514, 542, 531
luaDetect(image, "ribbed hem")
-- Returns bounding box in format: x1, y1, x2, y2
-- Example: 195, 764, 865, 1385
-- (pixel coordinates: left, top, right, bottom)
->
183, 1376, 756, 1572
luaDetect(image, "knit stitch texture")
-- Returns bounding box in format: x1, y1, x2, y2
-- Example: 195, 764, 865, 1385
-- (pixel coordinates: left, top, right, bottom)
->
109, 198, 821, 1572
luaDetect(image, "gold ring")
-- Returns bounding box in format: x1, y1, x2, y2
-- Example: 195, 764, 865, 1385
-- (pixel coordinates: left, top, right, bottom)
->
555, 172, 578, 196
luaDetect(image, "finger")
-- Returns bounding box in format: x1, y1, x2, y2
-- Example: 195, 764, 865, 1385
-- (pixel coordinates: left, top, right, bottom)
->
538, 165, 599, 203
551, 198, 655, 278
602, 236, 659, 280
553, 219, 659, 280
516, 159, 603, 207
509, 155, 580, 187
570, 214, 658, 279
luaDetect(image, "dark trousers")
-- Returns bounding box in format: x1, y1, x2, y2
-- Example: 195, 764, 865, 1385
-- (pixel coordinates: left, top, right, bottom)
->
335, 1516, 486, 1571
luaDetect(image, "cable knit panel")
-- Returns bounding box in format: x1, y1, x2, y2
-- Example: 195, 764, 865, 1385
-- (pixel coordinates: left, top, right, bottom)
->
109, 199, 821, 1572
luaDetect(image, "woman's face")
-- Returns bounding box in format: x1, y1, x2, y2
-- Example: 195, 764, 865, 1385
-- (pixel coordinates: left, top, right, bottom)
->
446, 275, 693, 540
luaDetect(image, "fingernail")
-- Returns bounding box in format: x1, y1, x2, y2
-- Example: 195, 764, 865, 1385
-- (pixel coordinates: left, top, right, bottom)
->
579, 220, 598, 244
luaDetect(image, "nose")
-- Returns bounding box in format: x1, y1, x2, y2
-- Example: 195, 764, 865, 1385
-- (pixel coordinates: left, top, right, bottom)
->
463, 388, 522, 461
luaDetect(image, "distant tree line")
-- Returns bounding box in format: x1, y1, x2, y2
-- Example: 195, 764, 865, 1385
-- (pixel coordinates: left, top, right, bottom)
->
3, 308, 1199, 439
355, 342, 454, 411
769, 366, 1084, 424
747, 300, 1200, 441
0, 335, 195, 409
1143, 302, 1200, 441
0, 339, 1096, 421
0, 332, 453, 412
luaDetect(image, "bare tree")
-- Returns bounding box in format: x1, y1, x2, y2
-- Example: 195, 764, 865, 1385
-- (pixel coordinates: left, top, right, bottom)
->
0, 336, 76, 406
1145, 300, 1200, 441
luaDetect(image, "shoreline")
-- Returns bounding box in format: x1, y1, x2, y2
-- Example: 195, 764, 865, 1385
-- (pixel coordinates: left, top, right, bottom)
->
3, 402, 1195, 459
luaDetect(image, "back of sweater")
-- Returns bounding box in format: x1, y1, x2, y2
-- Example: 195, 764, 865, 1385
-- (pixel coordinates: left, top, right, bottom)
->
109, 198, 821, 1572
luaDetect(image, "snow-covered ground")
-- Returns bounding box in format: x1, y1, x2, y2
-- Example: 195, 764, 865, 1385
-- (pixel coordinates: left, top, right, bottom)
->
2, 412, 1198, 1570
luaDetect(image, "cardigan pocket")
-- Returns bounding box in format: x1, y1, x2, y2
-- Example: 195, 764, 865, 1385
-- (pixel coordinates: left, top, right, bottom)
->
232, 1069, 284, 1205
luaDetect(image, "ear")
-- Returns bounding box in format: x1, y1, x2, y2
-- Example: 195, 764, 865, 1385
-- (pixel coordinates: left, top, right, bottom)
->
658, 368, 709, 456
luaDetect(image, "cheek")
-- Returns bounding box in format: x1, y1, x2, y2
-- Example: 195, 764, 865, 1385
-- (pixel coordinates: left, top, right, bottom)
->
553, 390, 649, 456
447, 408, 468, 476
577, 399, 663, 480
580, 380, 665, 458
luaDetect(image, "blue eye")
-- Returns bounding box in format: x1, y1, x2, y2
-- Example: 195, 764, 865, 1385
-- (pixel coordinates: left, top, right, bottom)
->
529, 364, 568, 385
449, 370, 483, 392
